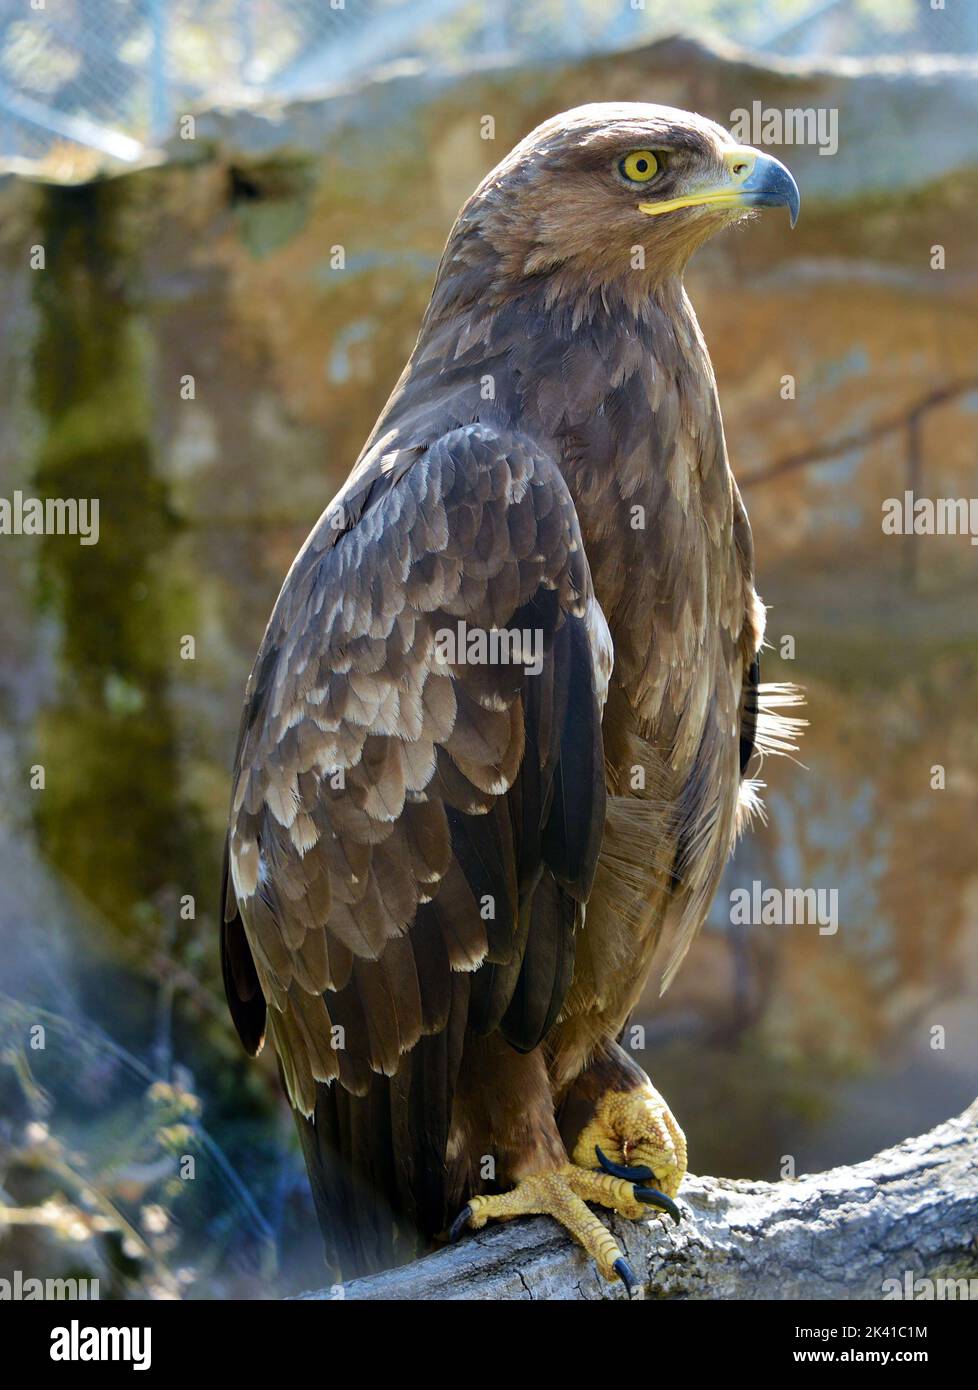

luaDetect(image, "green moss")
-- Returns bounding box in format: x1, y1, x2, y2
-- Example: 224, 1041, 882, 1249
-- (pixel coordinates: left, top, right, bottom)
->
30, 178, 207, 942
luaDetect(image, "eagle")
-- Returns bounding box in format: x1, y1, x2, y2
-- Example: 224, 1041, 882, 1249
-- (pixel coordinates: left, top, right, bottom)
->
220, 103, 803, 1292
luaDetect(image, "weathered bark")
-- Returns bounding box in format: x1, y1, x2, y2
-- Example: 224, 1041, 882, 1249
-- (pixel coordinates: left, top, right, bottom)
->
300, 1101, 978, 1300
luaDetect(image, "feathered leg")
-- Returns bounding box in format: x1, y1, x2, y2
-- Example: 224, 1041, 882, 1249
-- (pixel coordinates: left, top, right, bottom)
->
447, 1036, 678, 1291
556, 1039, 687, 1206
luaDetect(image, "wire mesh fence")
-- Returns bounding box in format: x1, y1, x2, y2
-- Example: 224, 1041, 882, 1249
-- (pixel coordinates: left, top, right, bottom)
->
0, 0, 373, 161
1, 0, 976, 166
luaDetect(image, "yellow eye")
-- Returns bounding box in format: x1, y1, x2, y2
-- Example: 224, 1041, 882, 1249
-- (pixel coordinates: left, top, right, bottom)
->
619, 150, 659, 183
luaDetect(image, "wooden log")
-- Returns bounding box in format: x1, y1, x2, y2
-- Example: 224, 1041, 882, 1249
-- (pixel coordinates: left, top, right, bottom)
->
299, 1100, 978, 1301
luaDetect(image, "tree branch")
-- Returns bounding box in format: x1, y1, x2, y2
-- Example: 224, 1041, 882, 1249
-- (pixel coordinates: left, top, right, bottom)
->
299, 1101, 978, 1300
738, 378, 978, 489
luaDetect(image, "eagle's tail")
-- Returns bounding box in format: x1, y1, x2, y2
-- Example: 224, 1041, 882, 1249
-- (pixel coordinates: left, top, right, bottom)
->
292, 1074, 403, 1281
290, 1004, 468, 1283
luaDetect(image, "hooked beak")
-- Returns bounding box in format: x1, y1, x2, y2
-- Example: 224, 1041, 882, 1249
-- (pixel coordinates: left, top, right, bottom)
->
639, 146, 800, 228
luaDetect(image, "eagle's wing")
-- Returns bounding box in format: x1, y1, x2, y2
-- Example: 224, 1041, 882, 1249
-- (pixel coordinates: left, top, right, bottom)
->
222, 424, 611, 1122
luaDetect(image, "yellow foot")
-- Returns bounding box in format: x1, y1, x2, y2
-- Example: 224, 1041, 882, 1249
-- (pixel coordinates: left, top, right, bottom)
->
448, 1164, 680, 1294
570, 1080, 688, 1202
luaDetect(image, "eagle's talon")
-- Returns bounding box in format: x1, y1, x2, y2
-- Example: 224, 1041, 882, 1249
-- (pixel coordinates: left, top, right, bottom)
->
634, 1186, 682, 1224
595, 1144, 655, 1183
445, 1166, 659, 1284
613, 1257, 640, 1296
448, 1204, 474, 1242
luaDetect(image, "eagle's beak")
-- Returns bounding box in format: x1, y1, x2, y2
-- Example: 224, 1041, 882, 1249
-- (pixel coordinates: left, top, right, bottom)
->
639, 147, 800, 227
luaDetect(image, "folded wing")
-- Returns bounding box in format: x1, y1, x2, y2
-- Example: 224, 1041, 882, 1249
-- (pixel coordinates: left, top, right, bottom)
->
222, 423, 612, 1126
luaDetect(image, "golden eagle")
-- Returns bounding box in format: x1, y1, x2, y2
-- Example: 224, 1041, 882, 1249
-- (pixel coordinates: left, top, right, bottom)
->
221, 103, 802, 1291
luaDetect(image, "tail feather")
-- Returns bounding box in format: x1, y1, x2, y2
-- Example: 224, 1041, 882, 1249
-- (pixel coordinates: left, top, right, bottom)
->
293, 972, 470, 1282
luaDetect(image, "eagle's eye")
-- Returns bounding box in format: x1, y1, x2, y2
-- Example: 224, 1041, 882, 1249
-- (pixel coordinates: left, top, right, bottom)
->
619, 150, 659, 183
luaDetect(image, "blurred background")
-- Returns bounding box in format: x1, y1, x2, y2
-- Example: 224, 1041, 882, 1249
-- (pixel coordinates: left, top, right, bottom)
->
0, 0, 976, 1299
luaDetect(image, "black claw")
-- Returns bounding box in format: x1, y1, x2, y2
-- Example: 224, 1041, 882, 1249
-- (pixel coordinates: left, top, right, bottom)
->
613, 1257, 639, 1296
634, 1186, 683, 1224
448, 1204, 473, 1242
595, 1144, 655, 1183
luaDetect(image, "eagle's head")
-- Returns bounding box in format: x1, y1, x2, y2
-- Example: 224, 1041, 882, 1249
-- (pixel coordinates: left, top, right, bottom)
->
448, 102, 799, 302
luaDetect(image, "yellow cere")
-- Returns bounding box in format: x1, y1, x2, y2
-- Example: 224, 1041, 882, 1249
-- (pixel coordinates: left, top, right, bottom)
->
620, 150, 658, 183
